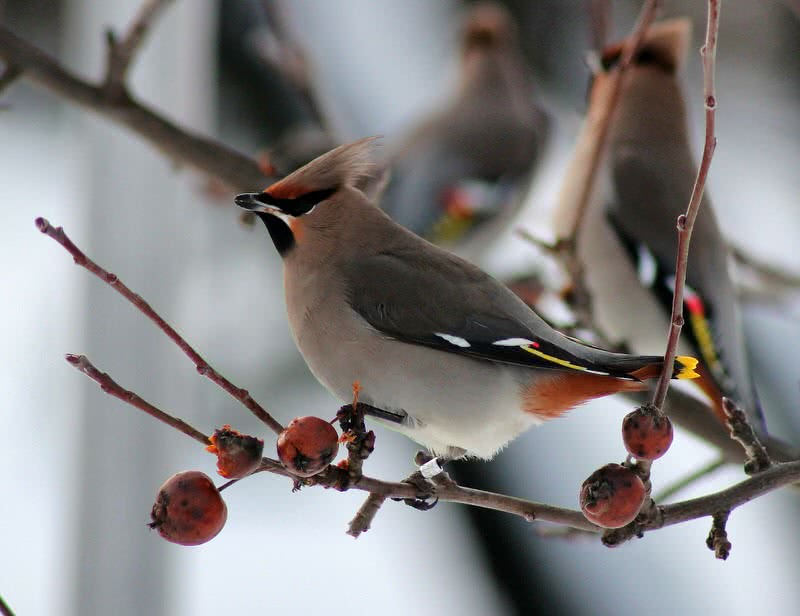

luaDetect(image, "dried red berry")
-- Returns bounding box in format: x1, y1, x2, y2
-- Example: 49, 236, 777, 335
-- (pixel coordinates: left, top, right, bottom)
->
580, 463, 646, 529
277, 416, 339, 477
622, 407, 674, 461
206, 424, 264, 479
149, 471, 227, 546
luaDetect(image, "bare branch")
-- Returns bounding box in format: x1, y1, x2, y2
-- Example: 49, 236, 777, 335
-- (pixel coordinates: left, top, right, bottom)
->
722, 398, 772, 474
65, 353, 210, 446
63, 342, 800, 539
0, 593, 15, 616
0, 26, 271, 191
36, 217, 285, 435
347, 493, 387, 538
651, 0, 720, 409
104, 0, 175, 95
555, 0, 661, 242
706, 510, 732, 560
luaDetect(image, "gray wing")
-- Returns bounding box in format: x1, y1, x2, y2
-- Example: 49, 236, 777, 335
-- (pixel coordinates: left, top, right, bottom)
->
343, 246, 662, 377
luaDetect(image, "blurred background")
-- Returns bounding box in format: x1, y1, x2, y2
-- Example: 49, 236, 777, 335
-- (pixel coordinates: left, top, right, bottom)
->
1, 1, 799, 614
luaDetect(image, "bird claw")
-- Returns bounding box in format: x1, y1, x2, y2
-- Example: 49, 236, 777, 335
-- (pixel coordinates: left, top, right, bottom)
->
402, 495, 440, 511
390, 469, 439, 510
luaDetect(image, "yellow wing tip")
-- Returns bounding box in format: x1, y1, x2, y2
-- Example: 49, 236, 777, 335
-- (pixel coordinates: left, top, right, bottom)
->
676, 355, 700, 380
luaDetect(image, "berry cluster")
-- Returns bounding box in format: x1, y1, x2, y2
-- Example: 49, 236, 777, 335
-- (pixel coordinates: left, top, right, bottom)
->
150, 416, 340, 546
579, 406, 674, 528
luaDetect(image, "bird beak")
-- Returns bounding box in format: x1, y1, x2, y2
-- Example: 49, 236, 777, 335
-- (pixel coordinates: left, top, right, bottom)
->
235, 192, 280, 214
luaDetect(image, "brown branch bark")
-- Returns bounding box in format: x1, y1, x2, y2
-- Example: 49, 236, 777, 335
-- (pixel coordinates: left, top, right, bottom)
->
722, 397, 772, 474
104, 0, 175, 96
62, 332, 800, 541
65, 353, 210, 445
651, 0, 720, 410
36, 217, 284, 435
0, 26, 271, 191
347, 493, 387, 538
0, 593, 15, 616
556, 0, 661, 242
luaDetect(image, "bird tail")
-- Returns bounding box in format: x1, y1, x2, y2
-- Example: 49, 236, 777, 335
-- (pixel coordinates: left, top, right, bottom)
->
674, 355, 700, 380
628, 355, 699, 381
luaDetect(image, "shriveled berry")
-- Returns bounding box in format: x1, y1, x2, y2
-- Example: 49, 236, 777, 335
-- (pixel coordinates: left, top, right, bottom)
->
580, 463, 646, 529
149, 471, 227, 546
622, 407, 674, 460
206, 424, 264, 479
277, 416, 339, 477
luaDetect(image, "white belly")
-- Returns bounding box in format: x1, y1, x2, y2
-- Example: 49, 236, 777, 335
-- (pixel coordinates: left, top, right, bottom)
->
290, 301, 540, 459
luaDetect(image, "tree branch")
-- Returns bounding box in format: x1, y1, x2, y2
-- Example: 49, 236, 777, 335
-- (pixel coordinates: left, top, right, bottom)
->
36, 217, 284, 435
65, 353, 210, 445
555, 0, 661, 242
59, 321, 800, 542
651, 0, 720, 410
722, 397, 772, 474
705, 510, 732, 559
347, 493, 387, 538
0, 26, 271, 191
104, 0, 175, 96
0, 593, 15, 616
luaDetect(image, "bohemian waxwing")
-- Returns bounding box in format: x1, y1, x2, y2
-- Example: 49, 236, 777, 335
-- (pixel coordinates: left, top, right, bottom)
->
552, 19, 766, 435
235, 137, 699, 459
381, 2, 549, 252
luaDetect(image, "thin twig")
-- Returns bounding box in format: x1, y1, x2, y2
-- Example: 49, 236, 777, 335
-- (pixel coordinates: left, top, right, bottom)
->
104, 0, 175, 96
551, 1, 661, 329
347, 493, 387, 538
722, 398, 772, 474
556, 0, 661, 242
65, 353, 209, 445
651, 0, 720, 410
0, 26, 271, 190
36, 217, 284, 435
337, 384, 376, 485
705, 510, 732, 560
0, 593, 14, 616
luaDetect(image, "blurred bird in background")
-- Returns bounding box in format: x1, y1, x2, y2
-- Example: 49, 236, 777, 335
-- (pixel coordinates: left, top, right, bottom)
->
219, 0, 336, 177
552, 18, 776, 446
381, 2, 550, 258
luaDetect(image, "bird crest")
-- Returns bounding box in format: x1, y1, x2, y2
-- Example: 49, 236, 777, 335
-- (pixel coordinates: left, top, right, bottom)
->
264, 136, 381, 200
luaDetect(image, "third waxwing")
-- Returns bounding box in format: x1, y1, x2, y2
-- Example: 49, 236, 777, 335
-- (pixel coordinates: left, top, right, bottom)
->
381, 2, 549, 254
235, 137, 698, 460
553, 19, 766, 436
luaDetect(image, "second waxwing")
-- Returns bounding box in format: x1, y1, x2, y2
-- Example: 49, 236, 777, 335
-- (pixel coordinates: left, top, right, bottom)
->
381, 2, 550, 254
235, 137, 699, 460
553, 19, 766, 436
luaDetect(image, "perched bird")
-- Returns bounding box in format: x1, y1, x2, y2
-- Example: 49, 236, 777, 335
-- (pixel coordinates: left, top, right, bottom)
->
236, 137, 698, 460
381, 2, 549, 252
552, 19, 765, 434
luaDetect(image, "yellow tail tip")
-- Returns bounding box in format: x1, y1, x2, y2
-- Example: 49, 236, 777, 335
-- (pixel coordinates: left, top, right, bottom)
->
676, 355, 700, 380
